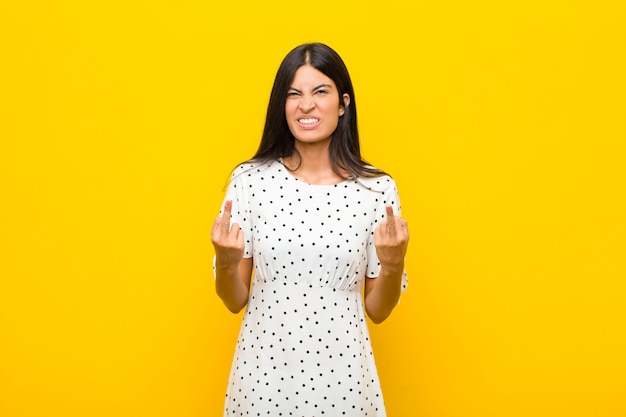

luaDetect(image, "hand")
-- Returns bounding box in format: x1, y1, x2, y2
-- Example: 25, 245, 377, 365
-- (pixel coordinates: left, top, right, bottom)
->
374, 205, 409, 272
211, 200, 245, 270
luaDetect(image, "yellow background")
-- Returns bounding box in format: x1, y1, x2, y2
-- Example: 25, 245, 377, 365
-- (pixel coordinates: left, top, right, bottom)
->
1, 1, 625, 416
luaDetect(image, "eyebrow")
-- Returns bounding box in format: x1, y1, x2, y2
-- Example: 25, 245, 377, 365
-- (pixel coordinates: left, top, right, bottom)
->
288, 83, 333, 93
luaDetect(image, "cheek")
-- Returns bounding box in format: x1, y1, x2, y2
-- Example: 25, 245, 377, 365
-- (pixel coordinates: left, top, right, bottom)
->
284, 102, 294, 115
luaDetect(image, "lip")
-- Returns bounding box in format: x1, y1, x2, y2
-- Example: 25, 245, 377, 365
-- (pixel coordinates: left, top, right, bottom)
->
296, 117, 321, 129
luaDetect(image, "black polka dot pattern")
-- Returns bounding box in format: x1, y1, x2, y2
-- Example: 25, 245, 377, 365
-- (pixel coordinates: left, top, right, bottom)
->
218, 160, 407, 416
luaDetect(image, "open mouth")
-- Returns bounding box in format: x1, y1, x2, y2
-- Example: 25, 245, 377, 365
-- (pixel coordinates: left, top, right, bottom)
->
297, 118, 320, 127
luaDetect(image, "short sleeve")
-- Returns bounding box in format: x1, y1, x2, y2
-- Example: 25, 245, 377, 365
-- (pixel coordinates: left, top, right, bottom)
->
365, 178, 408, 294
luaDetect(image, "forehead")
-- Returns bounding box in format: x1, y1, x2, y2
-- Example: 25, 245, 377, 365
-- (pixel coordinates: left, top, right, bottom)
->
290, 65, 336, 88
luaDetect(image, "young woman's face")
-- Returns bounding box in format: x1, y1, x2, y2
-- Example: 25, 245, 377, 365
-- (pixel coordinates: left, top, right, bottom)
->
285, 65, 349, 147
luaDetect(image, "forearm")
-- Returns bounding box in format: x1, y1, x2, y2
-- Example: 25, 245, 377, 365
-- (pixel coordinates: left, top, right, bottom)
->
215, 261, 250, 314
364, 263, 404, 324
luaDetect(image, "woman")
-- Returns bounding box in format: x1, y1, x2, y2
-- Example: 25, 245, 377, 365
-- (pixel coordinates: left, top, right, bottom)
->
212, 43, 409, 416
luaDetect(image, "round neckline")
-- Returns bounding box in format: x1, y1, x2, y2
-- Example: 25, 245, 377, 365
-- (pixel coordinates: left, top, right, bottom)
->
278, 158, 353, 187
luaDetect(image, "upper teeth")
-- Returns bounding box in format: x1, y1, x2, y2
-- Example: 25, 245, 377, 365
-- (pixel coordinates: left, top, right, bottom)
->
299, 118, 318, 124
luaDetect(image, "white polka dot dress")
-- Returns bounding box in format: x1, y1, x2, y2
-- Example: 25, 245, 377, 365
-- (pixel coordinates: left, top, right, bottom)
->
218, 159, 407, 417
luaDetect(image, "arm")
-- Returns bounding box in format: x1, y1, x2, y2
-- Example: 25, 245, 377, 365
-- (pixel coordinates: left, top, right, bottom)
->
364, 205, 409, 324
212, 200, 254, 313
215, 257, 253, 314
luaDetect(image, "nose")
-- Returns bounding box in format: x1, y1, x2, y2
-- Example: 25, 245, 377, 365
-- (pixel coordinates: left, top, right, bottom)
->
299, 96, 316, 112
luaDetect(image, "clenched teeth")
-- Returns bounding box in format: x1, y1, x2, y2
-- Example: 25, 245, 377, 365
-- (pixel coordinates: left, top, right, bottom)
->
298, 118, 319, 124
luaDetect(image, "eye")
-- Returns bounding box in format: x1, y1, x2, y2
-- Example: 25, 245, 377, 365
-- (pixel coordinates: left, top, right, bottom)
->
315, 89, 328, 95
287, 91, 300, 97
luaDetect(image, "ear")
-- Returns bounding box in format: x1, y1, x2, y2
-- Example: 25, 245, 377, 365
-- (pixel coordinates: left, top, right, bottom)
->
339, 93, 350, 116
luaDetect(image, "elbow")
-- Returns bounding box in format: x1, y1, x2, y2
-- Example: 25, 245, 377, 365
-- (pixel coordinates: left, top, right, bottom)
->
369, 315, 386, 325
224, 302, 246, 314
220, 295, 247, 314
215, 285, 248, 314
366, 305, 395, 324
364, 289, 400, 324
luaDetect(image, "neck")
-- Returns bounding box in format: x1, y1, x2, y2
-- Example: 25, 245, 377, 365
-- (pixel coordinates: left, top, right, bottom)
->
284, 143, 347, 185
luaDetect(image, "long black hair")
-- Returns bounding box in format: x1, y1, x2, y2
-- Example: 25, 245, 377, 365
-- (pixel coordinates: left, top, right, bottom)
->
248, 43, 386, 179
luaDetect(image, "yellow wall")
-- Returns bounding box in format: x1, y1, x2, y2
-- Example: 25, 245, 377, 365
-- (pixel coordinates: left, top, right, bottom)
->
1, 1, 625, 416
